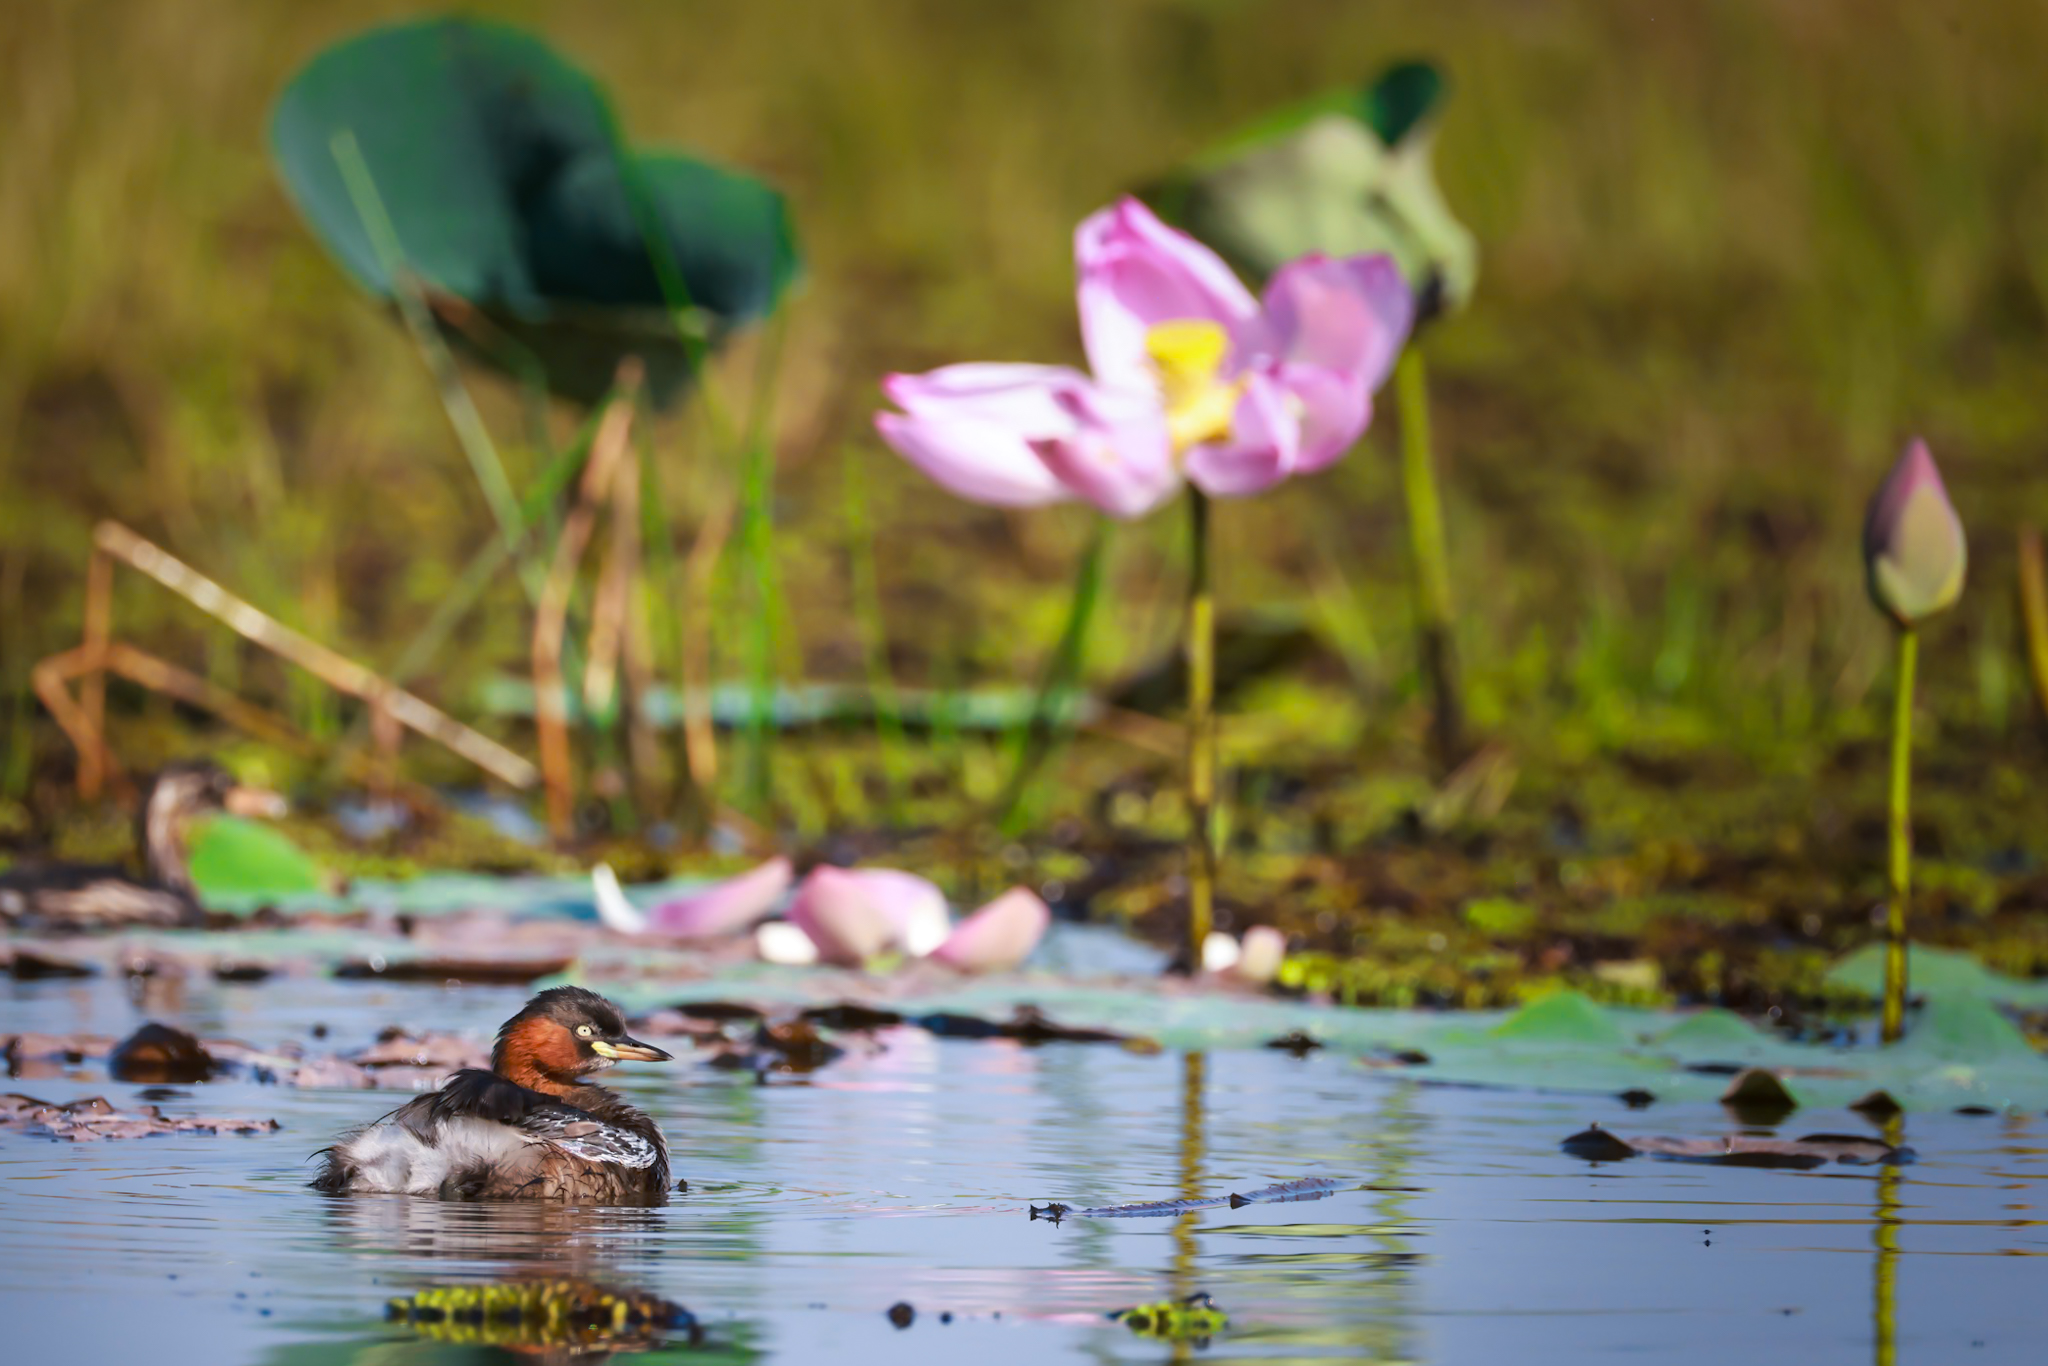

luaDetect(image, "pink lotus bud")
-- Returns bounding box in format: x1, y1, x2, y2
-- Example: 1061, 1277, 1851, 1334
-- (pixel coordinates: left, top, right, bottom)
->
1864, 438, 1966, 627
929, 888, 1051, 973
785, 866, 952, 967
644, 857, 793, 938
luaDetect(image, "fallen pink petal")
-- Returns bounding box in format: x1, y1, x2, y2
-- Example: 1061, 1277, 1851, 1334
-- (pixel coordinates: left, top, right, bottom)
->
930, 887, 1051, 973
645, 857, 794, 938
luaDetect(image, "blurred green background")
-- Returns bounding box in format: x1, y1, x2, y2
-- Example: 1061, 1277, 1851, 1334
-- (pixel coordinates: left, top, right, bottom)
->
3, 2, 2046, 984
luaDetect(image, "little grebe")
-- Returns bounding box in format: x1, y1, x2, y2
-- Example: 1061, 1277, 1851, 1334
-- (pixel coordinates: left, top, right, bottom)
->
313, 987, 674, 1203
0, 761, 285, 929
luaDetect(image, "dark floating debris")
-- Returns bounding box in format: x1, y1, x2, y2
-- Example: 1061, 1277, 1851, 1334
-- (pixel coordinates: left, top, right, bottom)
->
1561, 1124, 1913, 1168
1849, 1089, 1904, 1120
1718, 1068, 1799, 1125
1559, 1123, 1638, 1162
385, 1280, 700, 1351
1264, 1030, 1324, 1055
666, 1000, 768, 1024
2, 949, 96, 980
334, 956, 572, 985
108, 1023, 218, 1084
1617, 1088, 1657, 1109
1036, 1176, 1343, 1219
800, 1002, 906, 1031
916, 1004, 1150, 1048
1953, 1104, 1999, 1116
886, 1301, 916, 1329
1109, 1292, 1228, 1342
212, 960, 273, 983
705, 1020, 844, 1076
0, 1091, 277, 1141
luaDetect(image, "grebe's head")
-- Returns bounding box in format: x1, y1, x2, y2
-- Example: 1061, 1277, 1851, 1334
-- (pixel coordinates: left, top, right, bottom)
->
493, 986, 672, 1091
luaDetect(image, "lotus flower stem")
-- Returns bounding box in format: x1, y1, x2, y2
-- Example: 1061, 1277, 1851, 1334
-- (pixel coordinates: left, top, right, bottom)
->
1395, 347, 1464, 768
843, 444, 908, 821
1185, 489, 1217, 971
331, 132, 538, 604
993, 524, 1108, 838
1881, 626, 1917, 1043
737, 312, 790, 816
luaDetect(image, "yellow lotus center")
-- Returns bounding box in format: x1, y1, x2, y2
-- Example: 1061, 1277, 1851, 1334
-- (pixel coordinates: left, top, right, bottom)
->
1145, 319, 1240, 454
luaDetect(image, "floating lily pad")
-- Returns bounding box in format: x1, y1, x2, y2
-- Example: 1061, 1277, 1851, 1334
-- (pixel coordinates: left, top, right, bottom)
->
186, 815, 325, 906
1488, 990, 1630, 1045
1827, 943, 2048, 1009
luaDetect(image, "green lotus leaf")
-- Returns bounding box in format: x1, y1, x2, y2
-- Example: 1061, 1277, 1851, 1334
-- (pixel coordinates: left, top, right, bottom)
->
270, 18, 799, 407
1145, 60, 1476, 315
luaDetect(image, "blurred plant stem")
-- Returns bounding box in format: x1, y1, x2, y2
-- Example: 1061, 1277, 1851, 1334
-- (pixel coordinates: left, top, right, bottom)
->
2017, 529, 2048, 720
1172, 1050, 1205, 1312
1185, 490, 1216, 973
1872, 1114, 1902, 1366
1882, 626, 1917, 1044
331, 132, 540, 603
737, 312, 790, 819
843, 444, 907, 821
1395, 346, 1463, 769
992, 523, 1108, 839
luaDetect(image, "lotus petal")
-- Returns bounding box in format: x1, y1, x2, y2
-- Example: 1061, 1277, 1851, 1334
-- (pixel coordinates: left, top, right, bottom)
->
754, 921, 819, 966
645, 857, 793, 938
590, 863, 647, 935
786, 866, 902, 967
930, 888, 1051, 973
1234, 925, 1287, 985
849, 869, 953, 958
1201, 931, 1242, 974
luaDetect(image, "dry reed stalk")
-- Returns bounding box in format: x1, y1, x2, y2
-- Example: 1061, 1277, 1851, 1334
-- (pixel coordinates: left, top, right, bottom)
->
679, 488, 737, 794
78, 546, 113, 798
55, 522, 538, 791
533, 363, 643, 839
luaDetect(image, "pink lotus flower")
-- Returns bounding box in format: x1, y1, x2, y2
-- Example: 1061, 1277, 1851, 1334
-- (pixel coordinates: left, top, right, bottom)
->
642, 856, 793, 938
875, 198, 1412, 518
929, 888, 1051, 973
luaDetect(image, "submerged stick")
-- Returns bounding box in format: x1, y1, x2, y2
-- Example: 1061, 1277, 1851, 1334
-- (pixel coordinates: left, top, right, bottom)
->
1881, 627, 1917, 1044
1185, 491, 1217, 972
1395, 347, 1464, 770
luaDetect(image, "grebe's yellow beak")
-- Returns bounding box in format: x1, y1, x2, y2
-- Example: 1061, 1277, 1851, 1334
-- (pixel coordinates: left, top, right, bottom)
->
591, 1037, 672, 1063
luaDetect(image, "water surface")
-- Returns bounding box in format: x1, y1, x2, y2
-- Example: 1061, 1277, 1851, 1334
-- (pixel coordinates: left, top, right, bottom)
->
2, 977, 2041, 1363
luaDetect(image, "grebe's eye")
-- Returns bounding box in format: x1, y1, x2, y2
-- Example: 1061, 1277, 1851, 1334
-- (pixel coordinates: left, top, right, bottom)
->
576, 1024, 594, 1038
